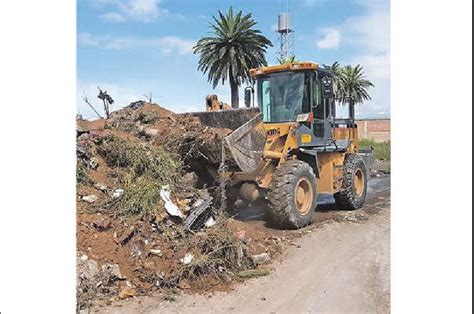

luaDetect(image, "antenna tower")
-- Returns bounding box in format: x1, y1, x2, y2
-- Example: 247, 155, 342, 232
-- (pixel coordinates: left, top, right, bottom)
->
277, 0, 294, 60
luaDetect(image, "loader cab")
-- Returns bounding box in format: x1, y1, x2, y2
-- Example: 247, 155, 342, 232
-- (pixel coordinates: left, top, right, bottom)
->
254, 65, 336, 146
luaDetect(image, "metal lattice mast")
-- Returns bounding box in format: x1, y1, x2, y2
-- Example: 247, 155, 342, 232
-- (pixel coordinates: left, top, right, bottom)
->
277, 0, 294, 60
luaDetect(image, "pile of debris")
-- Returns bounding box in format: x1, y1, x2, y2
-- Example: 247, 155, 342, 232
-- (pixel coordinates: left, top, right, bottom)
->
76, 102, 280, 310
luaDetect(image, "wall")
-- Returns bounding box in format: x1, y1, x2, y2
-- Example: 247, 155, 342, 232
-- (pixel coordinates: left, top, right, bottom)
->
357, 119, 391, 142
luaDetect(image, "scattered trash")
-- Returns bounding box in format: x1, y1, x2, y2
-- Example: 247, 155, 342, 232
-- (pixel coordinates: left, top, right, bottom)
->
127, 100, 146, 110
82, 195, 98, 203
183, 194, 213, 230
160, 185, 184, 219
77, 255, 99, 280
89, 157, 99, 170
94, 183, 108, 192
204, 216, 216, 228
112, 189, 124, 199
101, 263, 125, 280
251, 253, 271, 265
180, 253, 194, 265
149, 249, 162, 256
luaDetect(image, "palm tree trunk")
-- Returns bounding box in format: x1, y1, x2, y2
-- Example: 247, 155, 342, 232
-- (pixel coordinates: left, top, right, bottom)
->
229, 73, 239, 109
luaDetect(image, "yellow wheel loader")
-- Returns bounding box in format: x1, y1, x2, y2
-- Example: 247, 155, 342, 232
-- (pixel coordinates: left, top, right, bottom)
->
222, 62, 373, 229
188, 62, 373, 229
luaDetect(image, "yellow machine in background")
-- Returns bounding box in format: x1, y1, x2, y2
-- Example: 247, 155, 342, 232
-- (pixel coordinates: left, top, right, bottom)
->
221, 62, 373, 229
205, 94, 231, 111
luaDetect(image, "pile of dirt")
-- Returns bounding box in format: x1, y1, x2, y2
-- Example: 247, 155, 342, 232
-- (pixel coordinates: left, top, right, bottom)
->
76, 102, 281, 311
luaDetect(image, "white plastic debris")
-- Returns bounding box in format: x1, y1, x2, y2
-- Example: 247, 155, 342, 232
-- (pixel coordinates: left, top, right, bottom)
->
94, 183, 108, 191
180, 253, 194, 265
112, 189, 124, 199
149, 249, 162, 256
82, 195, 98, 203
204, 216, 216, 228
160, 185, 184, 218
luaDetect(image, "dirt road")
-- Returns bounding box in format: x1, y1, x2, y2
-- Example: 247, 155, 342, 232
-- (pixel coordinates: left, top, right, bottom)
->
92, 175, 390, 314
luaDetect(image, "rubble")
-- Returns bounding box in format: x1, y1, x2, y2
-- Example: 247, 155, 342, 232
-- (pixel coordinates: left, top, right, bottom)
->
76, 102, 290, 310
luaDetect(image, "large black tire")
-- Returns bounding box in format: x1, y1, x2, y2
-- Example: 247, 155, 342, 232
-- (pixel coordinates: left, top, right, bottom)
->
267, 160, 317, 229
334, 154, 368, 210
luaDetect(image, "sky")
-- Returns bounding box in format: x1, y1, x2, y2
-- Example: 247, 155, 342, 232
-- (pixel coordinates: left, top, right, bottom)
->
77, 0, 390, 119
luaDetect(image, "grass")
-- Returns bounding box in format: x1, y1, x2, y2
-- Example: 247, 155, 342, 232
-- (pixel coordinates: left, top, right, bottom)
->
359, 139, 391, 161
158, 218, 255, 288
236, 269, 271, 278
76, 161, 90, 185
97, 135, 182, 218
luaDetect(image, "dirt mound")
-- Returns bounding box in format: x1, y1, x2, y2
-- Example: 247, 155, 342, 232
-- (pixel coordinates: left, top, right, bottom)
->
76, 102, 278, 311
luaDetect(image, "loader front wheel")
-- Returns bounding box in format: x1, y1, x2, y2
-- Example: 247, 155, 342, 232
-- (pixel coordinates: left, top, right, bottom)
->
334, 154, 368, 210
267, 160, 317, 229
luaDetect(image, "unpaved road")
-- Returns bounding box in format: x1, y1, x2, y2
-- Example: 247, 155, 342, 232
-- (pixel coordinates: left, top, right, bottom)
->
93, 175, 390, 314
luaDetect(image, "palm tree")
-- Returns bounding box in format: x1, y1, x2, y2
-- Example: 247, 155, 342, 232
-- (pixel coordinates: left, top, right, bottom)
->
338, 65, 374, 106
278, 54, 298, 65
194, 7, 272, 108
338, 64, 374, 120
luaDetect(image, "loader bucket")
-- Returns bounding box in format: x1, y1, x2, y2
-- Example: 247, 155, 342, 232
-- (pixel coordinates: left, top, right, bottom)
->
223, 113, 265, 172
179, 108, 265, 172
180, 108, 261, 131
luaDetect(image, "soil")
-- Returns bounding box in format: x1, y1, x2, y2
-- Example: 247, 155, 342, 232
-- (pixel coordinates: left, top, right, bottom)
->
85, 175, 390, 313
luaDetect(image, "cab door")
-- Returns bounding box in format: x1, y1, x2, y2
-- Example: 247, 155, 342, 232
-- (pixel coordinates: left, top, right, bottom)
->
311, 72, 331, 144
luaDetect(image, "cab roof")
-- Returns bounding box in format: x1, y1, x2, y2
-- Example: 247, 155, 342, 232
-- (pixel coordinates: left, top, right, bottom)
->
250, 62, 319, 77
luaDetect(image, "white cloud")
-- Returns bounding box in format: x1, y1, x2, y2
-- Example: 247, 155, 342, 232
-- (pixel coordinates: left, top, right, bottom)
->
316, 0, 390, 118
158, 36, 195, 55
98, 0, 167, 23
316, 28, 341, 49
79, 33, 195, 55
100, 12, 126, 23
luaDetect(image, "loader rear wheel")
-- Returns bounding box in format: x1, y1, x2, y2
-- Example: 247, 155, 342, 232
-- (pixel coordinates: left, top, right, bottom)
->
334, 154, 368, 210
267, 160, 317, 229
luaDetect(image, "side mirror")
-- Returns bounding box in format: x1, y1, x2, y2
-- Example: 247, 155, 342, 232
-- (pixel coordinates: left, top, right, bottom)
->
244, 87, 253, 108
322, 76, 334, 98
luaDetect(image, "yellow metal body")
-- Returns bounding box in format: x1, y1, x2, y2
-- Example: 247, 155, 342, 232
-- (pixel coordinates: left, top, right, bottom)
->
229, 62, 360, 198
250, 62, 318, 77
230, 122, 359, 195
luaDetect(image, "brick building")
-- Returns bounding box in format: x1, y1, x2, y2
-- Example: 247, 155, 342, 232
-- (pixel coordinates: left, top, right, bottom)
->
356, 119, 391, 142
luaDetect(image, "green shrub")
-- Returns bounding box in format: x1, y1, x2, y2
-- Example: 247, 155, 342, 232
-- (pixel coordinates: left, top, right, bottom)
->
359, 139, 391, 160
98, 135, 182, 218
